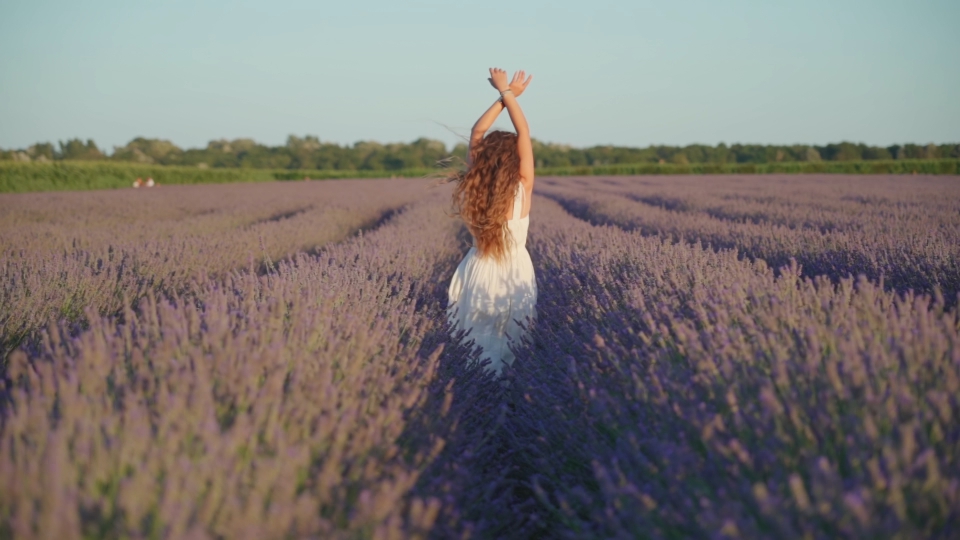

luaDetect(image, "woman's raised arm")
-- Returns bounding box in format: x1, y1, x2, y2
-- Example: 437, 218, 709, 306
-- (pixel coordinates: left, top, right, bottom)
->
489, 68, 534, 186
467, 99, 504, 166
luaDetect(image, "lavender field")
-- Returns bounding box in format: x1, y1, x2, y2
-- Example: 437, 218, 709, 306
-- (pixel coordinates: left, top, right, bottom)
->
1, 175, 958, 539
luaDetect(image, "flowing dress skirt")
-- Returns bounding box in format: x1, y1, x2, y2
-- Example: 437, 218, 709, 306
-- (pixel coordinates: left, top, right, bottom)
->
447, 186, 537, 374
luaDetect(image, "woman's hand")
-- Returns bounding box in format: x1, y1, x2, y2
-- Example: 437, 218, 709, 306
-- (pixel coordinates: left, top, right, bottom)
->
488, 68, 510, 92
508, 70, 532, 98
488, 68, 533, 97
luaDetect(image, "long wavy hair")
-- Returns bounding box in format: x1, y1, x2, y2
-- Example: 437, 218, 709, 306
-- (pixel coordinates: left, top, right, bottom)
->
450, 130, 521, 262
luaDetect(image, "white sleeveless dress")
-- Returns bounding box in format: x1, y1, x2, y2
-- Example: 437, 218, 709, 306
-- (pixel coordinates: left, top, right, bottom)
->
447, 183, 537, 374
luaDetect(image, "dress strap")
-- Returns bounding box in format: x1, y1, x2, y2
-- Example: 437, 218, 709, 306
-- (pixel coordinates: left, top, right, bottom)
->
512, 183, 523, 221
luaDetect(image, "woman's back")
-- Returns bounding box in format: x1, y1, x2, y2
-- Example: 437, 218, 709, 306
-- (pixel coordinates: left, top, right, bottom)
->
447, 67, 537, 375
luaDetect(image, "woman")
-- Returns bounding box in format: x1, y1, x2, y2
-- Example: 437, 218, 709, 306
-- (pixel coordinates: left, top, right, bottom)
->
448, 68, 537, 375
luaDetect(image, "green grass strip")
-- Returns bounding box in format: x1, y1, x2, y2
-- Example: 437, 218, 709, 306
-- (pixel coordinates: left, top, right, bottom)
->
1, 159, 957, 194
0, 162, 434, 193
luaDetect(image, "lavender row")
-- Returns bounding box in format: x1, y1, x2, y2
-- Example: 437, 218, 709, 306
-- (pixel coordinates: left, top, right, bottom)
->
551, 175, 959, 235
500, 196, 959, 538
539, 175, 960, 303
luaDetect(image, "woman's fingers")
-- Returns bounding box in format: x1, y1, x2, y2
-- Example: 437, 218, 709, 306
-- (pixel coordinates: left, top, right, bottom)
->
489, 68, 510, 90
489, 68, 529, 93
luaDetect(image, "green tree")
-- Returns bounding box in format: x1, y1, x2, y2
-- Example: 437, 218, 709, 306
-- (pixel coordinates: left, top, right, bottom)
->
900, 144, 924, 159
27, 142, 56, 161
670, 152, 689, 165
112, 137, 183, 164
805, 147, 822, 162
58, 138, 104, 160
818, 142, 863, 161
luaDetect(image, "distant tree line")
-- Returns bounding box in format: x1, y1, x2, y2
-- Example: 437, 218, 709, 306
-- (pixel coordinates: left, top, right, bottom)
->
2, 136, 957, 170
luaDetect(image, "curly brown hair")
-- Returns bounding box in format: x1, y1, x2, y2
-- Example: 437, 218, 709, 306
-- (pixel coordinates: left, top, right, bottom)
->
451, 130, 522, 262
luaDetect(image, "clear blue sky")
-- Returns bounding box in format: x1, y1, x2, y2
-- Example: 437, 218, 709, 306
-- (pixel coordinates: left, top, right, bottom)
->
1, 0, 957, 151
